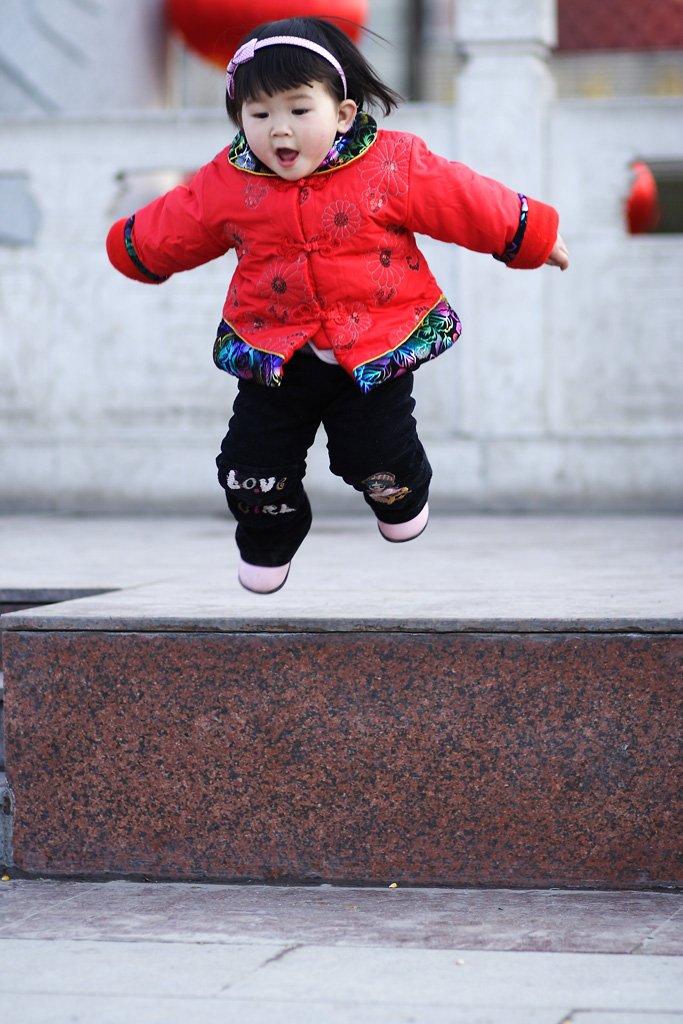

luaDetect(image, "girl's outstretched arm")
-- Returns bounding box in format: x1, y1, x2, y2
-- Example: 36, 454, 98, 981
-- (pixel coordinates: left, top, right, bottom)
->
106, 161, 232, 283
545, 234, 570, 270
404, 137, 559, 269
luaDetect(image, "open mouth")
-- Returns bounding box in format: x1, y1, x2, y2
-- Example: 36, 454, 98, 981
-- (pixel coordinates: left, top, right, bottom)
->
276, 148, 299, 167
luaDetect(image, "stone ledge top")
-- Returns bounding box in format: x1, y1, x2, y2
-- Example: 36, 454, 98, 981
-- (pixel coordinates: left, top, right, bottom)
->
1, 513, 681, 635
1, 584, 681, 635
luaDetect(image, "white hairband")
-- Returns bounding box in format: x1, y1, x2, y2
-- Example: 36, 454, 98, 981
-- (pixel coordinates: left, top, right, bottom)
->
226, 35, 348, 100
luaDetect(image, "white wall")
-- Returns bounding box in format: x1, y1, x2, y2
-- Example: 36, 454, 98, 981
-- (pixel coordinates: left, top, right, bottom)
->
0, 114, 237, 512
0, 0, 167, 115
0, 1, 682, 512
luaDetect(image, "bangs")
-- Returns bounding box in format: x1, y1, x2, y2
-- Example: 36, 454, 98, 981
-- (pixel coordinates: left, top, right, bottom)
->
235, 48, 344, 106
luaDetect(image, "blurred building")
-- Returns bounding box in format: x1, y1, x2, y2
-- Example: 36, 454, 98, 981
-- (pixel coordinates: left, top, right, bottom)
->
167, 0, 683, 107
0, 0, 682, 512
555, 0, 683, 98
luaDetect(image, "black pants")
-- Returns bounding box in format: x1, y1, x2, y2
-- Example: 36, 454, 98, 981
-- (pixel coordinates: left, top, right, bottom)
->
216, 349, 431, 566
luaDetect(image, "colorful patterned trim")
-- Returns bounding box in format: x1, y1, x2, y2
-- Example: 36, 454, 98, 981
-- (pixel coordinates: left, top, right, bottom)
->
214, 300, 461, 392
353, 299, 461, 393
228, 111, 378, 176
213, 321, 284, 387
492, 194, 529, 265
123, 216, 170, 283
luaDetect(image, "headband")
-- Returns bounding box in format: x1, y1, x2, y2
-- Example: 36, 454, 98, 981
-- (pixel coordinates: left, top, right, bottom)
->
226, 35, 348, 100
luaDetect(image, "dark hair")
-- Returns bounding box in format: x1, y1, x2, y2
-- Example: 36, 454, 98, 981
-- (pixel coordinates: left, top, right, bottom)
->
225, 16, 402, 124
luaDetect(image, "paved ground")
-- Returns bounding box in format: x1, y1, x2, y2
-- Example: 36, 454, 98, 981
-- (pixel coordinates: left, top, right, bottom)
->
1, 513, 682, 1022
1, 880, 683, 1024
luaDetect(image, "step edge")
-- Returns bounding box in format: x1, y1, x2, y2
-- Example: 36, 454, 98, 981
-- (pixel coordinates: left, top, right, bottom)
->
1, 615, 682, 635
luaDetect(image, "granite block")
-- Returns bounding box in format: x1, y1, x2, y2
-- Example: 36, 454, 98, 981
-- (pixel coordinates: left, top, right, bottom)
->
4, 629, 682, 888
0, 773, 11, 868
0, 593, 108, 667
0, 603, 42, 668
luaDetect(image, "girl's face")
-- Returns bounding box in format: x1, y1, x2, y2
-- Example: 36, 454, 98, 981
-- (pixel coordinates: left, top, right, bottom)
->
241, 81, 357, 180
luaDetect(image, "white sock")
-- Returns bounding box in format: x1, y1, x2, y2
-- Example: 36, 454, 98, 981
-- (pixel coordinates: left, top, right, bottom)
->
377, 502, 429, 543
238, 558, 290, 594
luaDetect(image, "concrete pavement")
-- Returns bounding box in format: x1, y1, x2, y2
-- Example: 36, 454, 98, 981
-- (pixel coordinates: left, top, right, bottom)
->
1, 880, 683, 1024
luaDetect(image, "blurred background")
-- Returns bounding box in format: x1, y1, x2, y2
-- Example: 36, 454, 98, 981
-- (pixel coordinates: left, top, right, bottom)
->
0, 0, 682, 512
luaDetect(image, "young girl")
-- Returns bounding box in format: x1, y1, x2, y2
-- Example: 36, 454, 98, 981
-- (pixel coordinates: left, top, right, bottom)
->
107, 16, 569, 594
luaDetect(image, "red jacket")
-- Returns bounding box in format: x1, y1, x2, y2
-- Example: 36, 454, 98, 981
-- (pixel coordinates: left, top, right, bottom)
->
107, 113, 559, 392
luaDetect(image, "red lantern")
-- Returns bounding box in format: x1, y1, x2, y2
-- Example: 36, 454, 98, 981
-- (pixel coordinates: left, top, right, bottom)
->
166, 0, 368, 68
626, 161, 660, 235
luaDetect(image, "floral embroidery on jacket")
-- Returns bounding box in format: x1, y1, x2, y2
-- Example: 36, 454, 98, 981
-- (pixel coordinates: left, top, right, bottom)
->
360, 136, 411, 211
365, 230, 408, 298
321, 199, 362, 239
329, 302, 371, 350
242, 175, 269, 209
257, 257, 311, 321
223, 222, 250, 261
233, 312, 268, 334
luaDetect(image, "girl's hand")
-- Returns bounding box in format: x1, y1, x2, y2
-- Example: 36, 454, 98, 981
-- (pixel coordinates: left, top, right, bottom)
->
546, 233, 569, 270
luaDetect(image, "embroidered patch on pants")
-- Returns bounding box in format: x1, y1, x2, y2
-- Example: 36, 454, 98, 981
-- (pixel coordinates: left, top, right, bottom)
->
235, 501, 297, 516
362, 472, 410, 504
222, 466, 297, 516
224, 469, 288, 494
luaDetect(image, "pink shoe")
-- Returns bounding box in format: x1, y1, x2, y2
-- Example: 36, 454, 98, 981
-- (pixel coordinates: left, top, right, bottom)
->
377, 502, 429, 543
238, 558, 290, 594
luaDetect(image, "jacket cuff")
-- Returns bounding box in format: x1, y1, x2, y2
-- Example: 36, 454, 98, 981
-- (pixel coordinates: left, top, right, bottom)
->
507, 197, 559, 270
106, 216, 169, 284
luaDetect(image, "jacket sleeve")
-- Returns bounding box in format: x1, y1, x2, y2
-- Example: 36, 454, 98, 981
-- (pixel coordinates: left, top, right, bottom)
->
405, 136, 559, 270
106, 159, 233, 284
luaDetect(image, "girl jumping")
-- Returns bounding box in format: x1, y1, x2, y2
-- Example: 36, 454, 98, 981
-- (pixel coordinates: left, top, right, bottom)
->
107, 16, 569, 593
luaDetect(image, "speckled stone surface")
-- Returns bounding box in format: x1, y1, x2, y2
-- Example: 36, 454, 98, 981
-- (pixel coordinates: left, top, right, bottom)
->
5, 628, 682, 888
